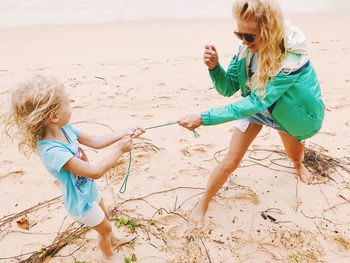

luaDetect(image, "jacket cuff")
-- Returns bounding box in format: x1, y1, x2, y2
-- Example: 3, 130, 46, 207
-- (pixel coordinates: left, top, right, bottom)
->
208, 63, 222, 75
200, 111, 211, 126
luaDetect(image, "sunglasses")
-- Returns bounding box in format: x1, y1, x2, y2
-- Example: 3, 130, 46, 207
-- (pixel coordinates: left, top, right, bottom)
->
234, 31, 256, 43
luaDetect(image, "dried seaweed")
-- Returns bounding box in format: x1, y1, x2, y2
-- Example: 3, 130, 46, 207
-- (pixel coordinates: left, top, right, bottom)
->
303, 146, 350, 178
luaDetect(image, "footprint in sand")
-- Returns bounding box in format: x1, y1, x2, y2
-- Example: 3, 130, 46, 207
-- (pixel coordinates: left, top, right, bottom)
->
157, 96, 170, 99
180, 144, 213, 157
72, 105, 84, 109
330, 103, 350, 110
180, 148, 191, 157
143, 114, 154, 119
0, 90, 9, 95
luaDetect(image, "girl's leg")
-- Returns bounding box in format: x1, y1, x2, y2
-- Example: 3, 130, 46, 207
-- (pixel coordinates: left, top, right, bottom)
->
278, 131, 313, 184
93, 217, 124, 262
190, 123, 263, 228
98, 199, 136, 250
99, 198, 109, 219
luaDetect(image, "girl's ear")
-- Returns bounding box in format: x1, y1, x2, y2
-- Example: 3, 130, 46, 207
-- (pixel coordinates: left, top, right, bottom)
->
48, 111, 58, 123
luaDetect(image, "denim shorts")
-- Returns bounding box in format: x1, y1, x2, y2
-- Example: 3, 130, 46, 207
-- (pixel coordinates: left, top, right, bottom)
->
70, 191, 105, 227
234, 109, 286, 133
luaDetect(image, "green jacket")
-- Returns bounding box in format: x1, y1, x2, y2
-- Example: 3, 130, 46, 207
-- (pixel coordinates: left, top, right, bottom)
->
201, 25, 325, 141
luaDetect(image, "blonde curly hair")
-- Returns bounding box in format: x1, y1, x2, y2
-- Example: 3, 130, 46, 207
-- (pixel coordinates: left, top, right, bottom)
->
233, 0, 286, 97
3, 75, 65, 156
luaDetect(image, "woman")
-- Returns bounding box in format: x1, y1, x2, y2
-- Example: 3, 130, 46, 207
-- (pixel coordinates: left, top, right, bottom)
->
178, 0, 325, 228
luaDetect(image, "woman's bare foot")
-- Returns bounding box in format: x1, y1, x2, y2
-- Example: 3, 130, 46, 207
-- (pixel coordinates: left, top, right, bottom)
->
296, 163, 313, 184
111, 234, 137, 250
190, 199, 209, 228
101, 251, 124, 263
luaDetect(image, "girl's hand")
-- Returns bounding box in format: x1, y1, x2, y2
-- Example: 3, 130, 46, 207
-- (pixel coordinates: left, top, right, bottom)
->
178, 114, 202, 130
128, 127, 145, 138
204, 44, 219, 70
115, 136, 133, 153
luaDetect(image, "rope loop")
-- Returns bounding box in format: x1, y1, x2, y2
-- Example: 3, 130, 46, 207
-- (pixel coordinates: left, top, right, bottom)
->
119, 122, 200, 194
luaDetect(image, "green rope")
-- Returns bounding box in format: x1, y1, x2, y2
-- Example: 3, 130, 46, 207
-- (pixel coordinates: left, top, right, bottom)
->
145, 121, 200, 138
119, 151, 132, 194
192, 129, 200, 138
145, 121, 179, 130
119, 121, 200, 194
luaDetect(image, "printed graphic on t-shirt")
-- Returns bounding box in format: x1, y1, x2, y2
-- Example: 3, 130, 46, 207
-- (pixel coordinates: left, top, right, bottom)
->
73, 146, 92, 193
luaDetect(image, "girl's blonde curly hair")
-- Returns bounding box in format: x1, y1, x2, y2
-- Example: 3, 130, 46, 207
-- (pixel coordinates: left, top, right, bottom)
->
3, 75, 64, 156
233, 0, 286, 97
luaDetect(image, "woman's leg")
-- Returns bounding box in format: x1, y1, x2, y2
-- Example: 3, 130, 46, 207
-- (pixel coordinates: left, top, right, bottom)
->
278, 131, 313, 184
93, 217, 124, 262
98, 199, 136, 250
190, 123, 263, 227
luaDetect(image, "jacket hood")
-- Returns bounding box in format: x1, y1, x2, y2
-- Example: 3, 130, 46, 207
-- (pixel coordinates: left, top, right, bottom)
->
281, 20, 310, 73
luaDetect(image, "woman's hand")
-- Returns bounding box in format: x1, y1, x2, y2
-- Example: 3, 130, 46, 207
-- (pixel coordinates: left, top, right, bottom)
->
178, 114, 203, 130
204, 44, 219, 70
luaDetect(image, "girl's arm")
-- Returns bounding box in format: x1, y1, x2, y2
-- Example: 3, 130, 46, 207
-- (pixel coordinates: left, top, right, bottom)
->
63, 136, 132, 179
78, 127, 144, 149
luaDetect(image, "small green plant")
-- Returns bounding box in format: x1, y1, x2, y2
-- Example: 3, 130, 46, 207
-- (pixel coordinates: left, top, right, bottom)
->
288, 253, 304, 263
125, 254, 137, 262
150, 221, 155, 225
74, 261, 85, 263
117, 216, 140, 233
117, 216, 130, 227
129, 222, 139, 232
129, 239, 135, 248
38, 247, 46, 258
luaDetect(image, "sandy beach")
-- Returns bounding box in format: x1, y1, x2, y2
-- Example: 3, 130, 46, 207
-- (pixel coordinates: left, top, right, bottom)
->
0, 13, 350, 262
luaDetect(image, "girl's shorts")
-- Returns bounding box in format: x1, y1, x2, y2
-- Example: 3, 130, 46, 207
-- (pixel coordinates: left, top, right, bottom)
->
71, 192, 105, 227
234, 110, 286, 133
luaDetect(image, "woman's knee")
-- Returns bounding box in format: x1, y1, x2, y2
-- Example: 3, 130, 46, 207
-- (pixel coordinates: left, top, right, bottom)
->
220, 158, 240, 174
290, 154, 303, 165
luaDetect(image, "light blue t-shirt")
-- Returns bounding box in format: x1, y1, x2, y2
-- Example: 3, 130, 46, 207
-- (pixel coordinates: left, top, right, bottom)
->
38, 124, 98, 218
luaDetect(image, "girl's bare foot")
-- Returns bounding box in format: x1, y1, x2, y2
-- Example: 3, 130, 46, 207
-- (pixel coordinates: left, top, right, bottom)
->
101, 251, 124, 263
111, 234, 136, 250
296, 163, 313, 184
190, 199, 209, 228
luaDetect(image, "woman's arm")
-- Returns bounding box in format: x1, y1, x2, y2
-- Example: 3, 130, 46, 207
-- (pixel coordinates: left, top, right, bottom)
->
204, 45, 240, 97
78, 127, 144, 149
209, 60, 240, 97
201, 72, 298, 125
63, 136, 132, 179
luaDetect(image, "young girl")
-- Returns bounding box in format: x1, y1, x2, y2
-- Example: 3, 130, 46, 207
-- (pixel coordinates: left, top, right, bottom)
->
178, 0, 325, 228
3, 75, 145, 262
